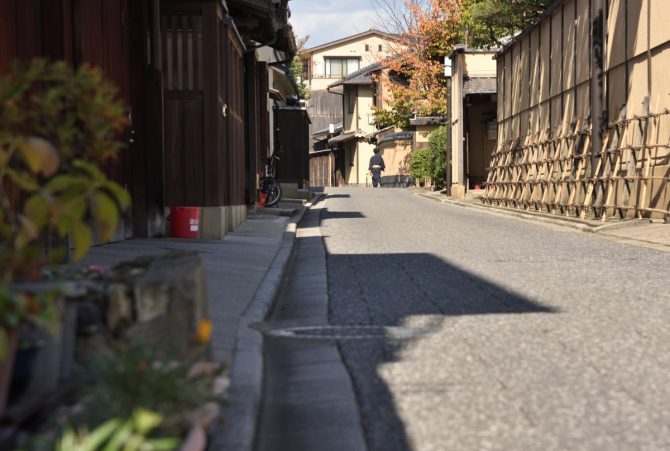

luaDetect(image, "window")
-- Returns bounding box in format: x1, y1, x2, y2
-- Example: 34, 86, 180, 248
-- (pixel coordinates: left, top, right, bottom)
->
325, 57, 360, 78
347, 90, 356, 114
365, 44, 369, 51
378, 44, 383, 51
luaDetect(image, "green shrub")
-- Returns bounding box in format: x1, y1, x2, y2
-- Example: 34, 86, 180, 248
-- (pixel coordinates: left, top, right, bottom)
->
427, 125, 448, 187
410, 148, 431, 184
410, 126, 448, 188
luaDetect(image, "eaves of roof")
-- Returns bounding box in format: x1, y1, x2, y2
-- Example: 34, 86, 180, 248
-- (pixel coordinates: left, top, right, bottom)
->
377, 131, 413, 145
327, 61, 382, 89
463, 77, 497, 95
302, 29, 401, 55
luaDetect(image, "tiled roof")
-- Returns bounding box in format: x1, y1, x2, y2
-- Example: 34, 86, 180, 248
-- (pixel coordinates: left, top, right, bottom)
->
327, 62, 383, 89
378, 131, 413, 145
463, 77, 497, 95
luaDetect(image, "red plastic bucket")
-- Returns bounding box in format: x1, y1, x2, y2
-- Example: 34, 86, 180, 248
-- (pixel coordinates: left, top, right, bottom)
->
168, 207, 201, 238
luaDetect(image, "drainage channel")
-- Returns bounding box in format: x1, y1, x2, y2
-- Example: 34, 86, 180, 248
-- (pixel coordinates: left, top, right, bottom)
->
261, 324, 437, 341
254, 202, 369, 451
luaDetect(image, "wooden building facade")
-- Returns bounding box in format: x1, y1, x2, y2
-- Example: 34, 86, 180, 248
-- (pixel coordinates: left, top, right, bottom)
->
0, 0, 295, 238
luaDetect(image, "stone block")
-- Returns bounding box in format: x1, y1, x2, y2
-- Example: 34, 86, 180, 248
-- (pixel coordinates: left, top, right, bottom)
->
106, 284, 132, 332
123, 252, 209, 358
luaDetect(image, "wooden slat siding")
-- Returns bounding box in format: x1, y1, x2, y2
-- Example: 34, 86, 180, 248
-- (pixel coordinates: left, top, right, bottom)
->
162, 14, 170, 89
0, 0, 17, 72
228, 26, 246, 206
127, 0, 152, 237
185, 15, 193, 90
61, 0, 74, 64
16, 0, 42, 61
42, 1, 66, 61
183, 95, 205, 205
194, 15, 203, 89
244, 51, 259, 204
143, 67, 166, 234
203, 1, 220, 206
161, 1, 213, 207
0, 0, 157, 237
309, 154, 334, 187
164, 98, 184, 206
257, 61, 270, 167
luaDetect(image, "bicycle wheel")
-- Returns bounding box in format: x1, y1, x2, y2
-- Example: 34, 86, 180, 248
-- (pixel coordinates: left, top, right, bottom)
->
260, 177, 282, 207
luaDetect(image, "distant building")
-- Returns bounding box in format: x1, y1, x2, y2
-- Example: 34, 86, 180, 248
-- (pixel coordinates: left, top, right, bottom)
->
299, 30, 401, 147
448, 46, 498, 199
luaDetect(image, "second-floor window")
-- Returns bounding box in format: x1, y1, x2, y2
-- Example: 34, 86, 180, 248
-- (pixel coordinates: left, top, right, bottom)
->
325, 57, 360, 78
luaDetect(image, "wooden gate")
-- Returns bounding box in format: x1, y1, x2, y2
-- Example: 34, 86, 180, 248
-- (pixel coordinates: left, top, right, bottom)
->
161, 0, 246, 208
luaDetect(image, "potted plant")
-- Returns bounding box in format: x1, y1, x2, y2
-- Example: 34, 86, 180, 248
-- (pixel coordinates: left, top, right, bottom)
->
0, 59, 130, 413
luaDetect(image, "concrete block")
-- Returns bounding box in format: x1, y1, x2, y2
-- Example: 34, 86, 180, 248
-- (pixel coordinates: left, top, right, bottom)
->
106, 283, 132, 332
123, 252, 209, 358
451, 184, 466, 200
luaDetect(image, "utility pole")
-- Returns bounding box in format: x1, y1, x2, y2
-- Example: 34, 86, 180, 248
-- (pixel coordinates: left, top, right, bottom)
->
445, 56, 452, 195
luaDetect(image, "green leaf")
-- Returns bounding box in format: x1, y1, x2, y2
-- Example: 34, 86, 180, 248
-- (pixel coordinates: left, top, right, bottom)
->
105, 181, 131, 210
56, 427, 77, 451
0, 329, 8, 361
91, 192, 119, 242
6, 167, 39, 191
132, 408, 162, 435
70, 220, 92, 261
24, 194, 49, 229
102, 420, 133, 451
18, 137, 60, 176
80, 418, 122, 451
146, 438, 181, 450
74, 159, 106, 182
17, 214, 39, 241
45, 174, 79, 194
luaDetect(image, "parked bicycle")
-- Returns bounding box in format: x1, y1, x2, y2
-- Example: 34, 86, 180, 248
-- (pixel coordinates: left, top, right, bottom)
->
259, 152, 282, 207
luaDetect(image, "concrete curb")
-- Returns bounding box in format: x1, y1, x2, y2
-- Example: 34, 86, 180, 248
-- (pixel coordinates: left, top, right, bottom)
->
414, 191, 645, 234
216, 193, 325, 451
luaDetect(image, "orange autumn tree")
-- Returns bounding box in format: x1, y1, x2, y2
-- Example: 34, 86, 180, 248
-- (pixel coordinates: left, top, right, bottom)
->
373, 0, 463, 128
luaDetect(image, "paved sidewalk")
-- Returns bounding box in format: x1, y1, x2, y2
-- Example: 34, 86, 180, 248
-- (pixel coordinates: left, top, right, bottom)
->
411, 188, 670, 251
78, 198, 319, 450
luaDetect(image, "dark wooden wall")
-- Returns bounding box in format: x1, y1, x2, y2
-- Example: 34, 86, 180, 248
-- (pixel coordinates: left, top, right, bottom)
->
275, 108, 310, 188
0, 0, 163, 237
162, 0, 246, 208
221, 23, 246, 207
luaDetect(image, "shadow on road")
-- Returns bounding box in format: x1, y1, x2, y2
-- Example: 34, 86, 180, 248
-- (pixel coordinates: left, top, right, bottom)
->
325, 194, 351, 199
325, 248, 556, 450
321, 209, 366, 219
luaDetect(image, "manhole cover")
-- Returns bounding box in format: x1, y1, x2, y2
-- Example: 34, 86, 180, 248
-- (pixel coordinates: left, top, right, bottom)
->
263, 325, 435, 340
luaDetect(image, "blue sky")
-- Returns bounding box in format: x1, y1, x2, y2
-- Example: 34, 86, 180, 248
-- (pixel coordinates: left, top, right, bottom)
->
289, 0, 378, 48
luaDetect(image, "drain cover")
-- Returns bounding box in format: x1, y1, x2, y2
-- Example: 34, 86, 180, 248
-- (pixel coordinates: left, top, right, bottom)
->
263, 325, 435, 340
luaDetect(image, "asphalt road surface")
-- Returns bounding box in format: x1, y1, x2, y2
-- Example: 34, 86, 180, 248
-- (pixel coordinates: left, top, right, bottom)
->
262, 187, 670, 451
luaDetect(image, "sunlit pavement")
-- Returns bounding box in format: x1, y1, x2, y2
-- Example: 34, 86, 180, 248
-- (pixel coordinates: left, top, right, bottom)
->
257, 187, 670, 451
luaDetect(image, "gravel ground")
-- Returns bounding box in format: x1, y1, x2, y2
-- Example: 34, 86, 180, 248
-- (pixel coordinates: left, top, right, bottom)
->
323, 187, 670, 451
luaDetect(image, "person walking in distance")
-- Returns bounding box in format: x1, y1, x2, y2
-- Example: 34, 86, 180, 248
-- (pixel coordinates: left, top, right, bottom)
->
368, 147, 385, 188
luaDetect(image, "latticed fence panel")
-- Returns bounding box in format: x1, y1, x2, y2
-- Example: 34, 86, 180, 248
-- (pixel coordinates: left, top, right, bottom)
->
484, 110, 670, 221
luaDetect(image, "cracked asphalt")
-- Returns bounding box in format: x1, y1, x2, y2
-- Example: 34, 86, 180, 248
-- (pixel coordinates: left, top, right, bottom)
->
321, 187, 670, 451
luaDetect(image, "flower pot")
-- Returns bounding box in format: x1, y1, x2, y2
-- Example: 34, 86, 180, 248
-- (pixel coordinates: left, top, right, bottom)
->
0, 327, 18, 418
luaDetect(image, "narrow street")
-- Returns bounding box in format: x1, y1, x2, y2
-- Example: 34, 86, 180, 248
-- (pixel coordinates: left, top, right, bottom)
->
256, 188, 670, 451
